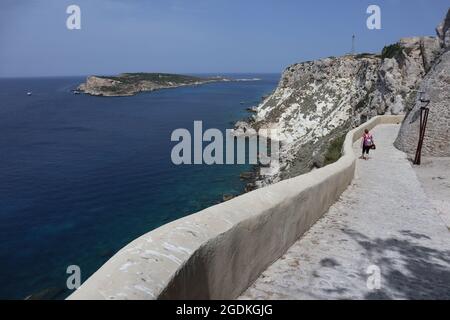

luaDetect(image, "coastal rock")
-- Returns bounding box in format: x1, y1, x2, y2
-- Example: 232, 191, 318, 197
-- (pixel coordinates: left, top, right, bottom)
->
222, 194, 234, 202
240, 171, 255, 180
232, 121, 256, 136
78, 75, 141, 96
244, 183, 256, 193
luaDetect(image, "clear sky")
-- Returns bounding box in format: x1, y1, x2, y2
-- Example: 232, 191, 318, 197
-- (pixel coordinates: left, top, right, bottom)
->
0, 0, 448, 77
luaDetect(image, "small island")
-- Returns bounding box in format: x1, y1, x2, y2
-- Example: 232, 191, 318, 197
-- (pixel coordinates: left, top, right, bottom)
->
78, 73, 229, 97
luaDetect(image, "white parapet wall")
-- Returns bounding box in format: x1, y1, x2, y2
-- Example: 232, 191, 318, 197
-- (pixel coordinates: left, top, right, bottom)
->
68, 115, 404, 300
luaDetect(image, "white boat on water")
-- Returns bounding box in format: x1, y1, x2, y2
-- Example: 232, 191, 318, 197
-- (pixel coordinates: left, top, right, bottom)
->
27, 92, 32, 96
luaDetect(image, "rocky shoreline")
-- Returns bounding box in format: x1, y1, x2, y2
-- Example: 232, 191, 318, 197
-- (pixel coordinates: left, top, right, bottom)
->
222, 100, 271, 202
222, 165, 259, 203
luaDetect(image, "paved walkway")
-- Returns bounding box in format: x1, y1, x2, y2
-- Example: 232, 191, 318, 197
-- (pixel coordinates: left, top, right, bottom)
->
413, 157, 450, 230
239, 124, 450, 299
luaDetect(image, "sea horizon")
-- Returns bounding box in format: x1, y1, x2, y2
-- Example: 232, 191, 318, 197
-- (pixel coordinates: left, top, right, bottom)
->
0, 72, 281, 80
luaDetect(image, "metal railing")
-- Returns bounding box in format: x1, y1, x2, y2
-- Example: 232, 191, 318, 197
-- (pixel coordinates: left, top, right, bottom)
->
413, 92, 430, 165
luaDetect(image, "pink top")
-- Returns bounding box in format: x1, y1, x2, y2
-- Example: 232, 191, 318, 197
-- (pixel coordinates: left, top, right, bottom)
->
363, 133, 374, 146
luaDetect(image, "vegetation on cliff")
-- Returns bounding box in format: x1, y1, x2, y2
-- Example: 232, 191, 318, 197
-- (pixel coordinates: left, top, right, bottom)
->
79, 73, 226, 96
323, 134, 346, 166
381, 43, 404, 59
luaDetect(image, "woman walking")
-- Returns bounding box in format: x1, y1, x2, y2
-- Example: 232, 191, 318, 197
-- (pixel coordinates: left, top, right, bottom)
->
361, 129, 375, 160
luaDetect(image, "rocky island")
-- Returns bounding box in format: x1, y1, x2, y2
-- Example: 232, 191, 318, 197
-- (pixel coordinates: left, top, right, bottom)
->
78, 73, 229, 97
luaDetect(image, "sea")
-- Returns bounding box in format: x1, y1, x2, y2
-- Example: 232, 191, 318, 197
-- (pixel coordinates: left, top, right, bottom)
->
0, 74, 280, 299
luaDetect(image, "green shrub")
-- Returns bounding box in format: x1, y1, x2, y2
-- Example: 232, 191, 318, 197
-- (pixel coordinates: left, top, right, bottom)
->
324, 134, 346, 165
381, 43, 403, 59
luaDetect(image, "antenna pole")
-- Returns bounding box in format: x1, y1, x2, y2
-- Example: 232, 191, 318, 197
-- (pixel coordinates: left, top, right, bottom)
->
351, 35, 355, 55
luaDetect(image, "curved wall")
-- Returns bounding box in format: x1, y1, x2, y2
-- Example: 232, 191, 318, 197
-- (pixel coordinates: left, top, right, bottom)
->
68, 115, 403, 300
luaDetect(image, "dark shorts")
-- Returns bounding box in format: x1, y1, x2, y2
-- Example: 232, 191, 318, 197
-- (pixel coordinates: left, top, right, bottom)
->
363, 145, 371, 154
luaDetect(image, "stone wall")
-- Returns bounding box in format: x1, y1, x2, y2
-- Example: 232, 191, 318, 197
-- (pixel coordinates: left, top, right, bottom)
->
68, 115, 403, 300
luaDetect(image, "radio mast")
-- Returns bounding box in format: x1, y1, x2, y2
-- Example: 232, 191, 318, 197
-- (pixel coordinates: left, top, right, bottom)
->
351, 34, 355, 55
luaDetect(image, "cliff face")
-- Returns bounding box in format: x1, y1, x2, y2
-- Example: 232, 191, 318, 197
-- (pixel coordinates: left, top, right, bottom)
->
437, 8, 450, 48
395, 9, 450, 157
250, 12, 446, 184
254, 54, 380, 181
370, 37, 440, 115
78, 76, 131, 96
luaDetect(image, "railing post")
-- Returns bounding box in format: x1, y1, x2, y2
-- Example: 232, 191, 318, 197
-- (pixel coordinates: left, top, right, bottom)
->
413, 93, 430, 165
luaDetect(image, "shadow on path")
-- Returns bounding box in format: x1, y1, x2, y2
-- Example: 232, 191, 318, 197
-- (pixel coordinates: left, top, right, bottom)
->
342, 228, 450, 299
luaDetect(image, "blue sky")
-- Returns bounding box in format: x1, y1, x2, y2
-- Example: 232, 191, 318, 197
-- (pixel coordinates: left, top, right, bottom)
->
0, 0, 448, 77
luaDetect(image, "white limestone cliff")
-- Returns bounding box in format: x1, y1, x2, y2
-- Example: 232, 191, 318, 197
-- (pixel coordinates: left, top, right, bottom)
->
395, 9, 450, 157
248, 10, 447, 184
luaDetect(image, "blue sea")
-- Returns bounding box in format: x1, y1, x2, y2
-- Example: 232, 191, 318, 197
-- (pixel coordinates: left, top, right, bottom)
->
0, 74, 279, 299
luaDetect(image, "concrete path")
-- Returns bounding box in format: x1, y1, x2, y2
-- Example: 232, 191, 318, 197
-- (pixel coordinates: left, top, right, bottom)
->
413, 157, 450, 230
239, 124, 450, 300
